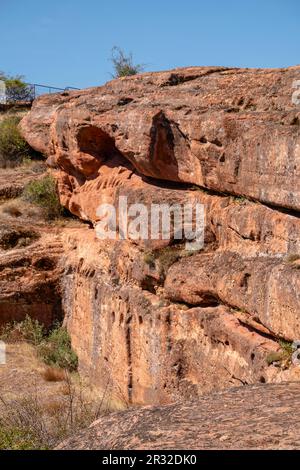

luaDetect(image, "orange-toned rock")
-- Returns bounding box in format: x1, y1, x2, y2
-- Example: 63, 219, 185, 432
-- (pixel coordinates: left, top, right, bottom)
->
21, 66, 300, 215
165, 251, 300, 340
0, 221, 63, 327
61, 228, 300, 406
17, 66, 300, 406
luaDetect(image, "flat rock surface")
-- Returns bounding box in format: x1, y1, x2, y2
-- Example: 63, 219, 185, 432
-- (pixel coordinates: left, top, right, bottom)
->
58, 382, 300, 450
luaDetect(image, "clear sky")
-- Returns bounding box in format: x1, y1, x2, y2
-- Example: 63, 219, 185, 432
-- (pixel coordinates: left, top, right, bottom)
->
0, 0, 299, 89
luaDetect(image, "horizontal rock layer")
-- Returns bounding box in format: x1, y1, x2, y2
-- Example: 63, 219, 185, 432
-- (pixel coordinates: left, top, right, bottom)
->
19, 66, 300, 405
61, 228, 300, 405
20, 66, 300, 214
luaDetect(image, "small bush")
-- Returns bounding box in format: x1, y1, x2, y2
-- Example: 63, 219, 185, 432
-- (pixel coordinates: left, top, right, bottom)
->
42, 366, 66, 382
143, 251, 156, 268
0, 374, 106, 449
22, 175, 63, 219
144, 246, 193, 279
266, 351, 285, 366
266, 340, 293, 368
38, 325, 78, 372
4, 78, 33, 103
285, 253, 300, 264
0, 116, 32, 168
0, 426, 42, 450
0, 315, 44, 346
0, 317, 78, 372
111, 46, 144, 78
0, 72, 34, 103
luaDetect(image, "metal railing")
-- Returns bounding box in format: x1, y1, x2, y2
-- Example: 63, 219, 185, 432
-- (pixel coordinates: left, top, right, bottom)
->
25, 83, 80, 100
0, 81, 80, 105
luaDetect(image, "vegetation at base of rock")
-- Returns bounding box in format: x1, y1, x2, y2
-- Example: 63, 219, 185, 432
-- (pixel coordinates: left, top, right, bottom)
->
266, 340, 293, 367
22, 174, 63, 219
143, 251, 156, 268
0, 426, 44, 450
0, 315, 44, 346
266, 351, 286, 366
110, 46, 144, 78
0, 316, 78, 372
0, 376, 105, 450
38, 325, 78, 372
0, 116, 37, 168
279, 339, 294, 356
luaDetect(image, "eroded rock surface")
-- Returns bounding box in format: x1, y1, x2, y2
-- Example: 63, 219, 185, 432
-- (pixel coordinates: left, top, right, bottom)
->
18, 66, 300, 405
0, 220, 63, 327
21, 66, 300, 215
57, 382, 300, 450
61, 227, 300, 405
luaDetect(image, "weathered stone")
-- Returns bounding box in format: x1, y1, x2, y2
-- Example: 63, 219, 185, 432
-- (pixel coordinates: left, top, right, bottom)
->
0, 221, 63, 327
16, 67, 300, 407
165, 251, 300, 340
21, 66, 300, 215
57, 382, 300, 450
61, 228, 300, 406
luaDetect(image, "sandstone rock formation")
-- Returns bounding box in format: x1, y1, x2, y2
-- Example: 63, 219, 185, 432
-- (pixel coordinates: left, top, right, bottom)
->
19, 66, 300, 405
57, 382, 300, 450
21, 66, 300, 216
0, 221, 62, 327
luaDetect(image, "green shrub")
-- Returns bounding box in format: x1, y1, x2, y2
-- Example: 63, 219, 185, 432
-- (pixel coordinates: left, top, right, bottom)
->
111, 46, 144, 78
22, 174, 63, 219
0, 426, 42, 450
38, 325, 78, 372
143, 251, 156, 268
0, 72, 33, 103
0, 316, 78, 372
0, 315, 44, 346
0, 116, 32, 168
266, 340, 293, 367
266, 351, 285, 366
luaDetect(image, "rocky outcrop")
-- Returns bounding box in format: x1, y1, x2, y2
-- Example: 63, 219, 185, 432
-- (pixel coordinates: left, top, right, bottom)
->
165, 251, 300, 340
61, 227, 300, 405
19, 66, 300, 405
21, 66, 300, 216
57, 382, 300, 450
0, 221, 63, 327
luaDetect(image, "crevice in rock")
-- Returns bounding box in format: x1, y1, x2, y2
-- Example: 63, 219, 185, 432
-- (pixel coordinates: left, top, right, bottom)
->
161, 68, 234, 87
125, 314, 133, 404
77, 126, 119, 162
235, 315, 277, 342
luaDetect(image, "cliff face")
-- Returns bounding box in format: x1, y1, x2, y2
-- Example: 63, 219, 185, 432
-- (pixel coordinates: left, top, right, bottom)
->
0, 167, 63, 328
20, 66, 300, 405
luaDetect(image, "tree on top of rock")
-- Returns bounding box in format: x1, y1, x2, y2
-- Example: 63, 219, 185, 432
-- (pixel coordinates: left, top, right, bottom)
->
110, 47, 144, 78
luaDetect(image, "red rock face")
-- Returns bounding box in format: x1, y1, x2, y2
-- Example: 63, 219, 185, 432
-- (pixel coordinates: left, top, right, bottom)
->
21, 66, 300, 215
0, 223, 63, 328
19, 66, 300, 405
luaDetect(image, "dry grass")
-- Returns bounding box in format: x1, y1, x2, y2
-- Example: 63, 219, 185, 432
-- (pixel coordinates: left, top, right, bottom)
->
0, 197, 44, 221
0, 342, 122, 449
42, 366, 66, 383
285, 253, 300, 264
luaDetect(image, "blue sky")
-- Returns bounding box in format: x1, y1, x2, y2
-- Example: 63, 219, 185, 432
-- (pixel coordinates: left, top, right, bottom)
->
0, 0, 299, 89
